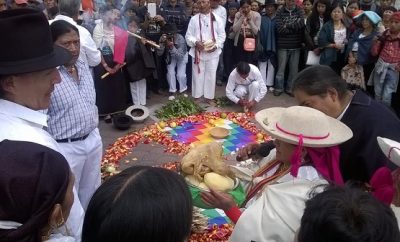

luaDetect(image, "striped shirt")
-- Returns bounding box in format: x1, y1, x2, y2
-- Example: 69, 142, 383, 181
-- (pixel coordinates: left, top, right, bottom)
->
47, 58, 99, 140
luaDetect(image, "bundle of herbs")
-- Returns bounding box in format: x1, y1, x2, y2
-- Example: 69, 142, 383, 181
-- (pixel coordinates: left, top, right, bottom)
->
155, 96, 204, 120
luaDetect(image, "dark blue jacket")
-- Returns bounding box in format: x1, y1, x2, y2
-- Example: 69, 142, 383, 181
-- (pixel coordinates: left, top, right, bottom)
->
340, 90, 400, 182
346, 29, 379, 65
318, 21, 349, 65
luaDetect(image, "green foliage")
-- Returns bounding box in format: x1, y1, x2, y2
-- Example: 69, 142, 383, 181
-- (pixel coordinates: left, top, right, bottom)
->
155, 96, 204, 120
215, 96, 234, 107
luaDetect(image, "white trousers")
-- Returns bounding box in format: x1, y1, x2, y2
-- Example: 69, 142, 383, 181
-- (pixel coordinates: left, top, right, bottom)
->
192, 57, 219, 99
167, 54, 188, 93
57, 128, 103, 210
62, 187, 84, 241
258, 60, 275, 87
130, 78, 147, 105
234, 82, 261, 101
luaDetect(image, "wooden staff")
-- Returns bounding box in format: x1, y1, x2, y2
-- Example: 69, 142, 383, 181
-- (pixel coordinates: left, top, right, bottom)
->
127, 31, 161, 49
101, 62, 126, 79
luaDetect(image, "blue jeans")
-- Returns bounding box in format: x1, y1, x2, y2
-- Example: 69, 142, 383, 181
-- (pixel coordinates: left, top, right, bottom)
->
274, 49, 300, 93
373, 69, 399, 106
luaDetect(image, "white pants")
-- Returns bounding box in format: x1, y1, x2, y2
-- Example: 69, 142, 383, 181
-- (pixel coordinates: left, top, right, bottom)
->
130, 78, 147, 105
192, 57, 219, 99
62, 187, 84, 241
57, 128, 103, 210
258, 60, 275, 87
167, 54, 188, 93
234, 82, 261, 101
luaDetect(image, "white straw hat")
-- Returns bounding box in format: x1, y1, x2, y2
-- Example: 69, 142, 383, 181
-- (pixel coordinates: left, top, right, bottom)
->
377, 137, 400, 167
255, 106, 353, 148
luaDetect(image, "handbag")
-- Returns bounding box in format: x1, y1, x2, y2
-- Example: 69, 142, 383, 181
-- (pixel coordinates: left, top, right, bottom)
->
243, 26, 256, 52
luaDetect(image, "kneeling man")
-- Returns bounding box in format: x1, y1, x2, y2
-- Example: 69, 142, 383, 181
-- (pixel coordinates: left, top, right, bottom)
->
226, 62, 267, 112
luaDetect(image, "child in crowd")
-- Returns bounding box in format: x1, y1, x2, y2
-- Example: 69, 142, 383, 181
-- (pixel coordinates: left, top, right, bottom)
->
341, 53, 365, 90
370, 11, 400, 106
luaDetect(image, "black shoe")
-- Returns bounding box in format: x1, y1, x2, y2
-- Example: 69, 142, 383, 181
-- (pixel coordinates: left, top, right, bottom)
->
273, 90, 282, 96
285, 91, 294, 97
216, 80, 223, 86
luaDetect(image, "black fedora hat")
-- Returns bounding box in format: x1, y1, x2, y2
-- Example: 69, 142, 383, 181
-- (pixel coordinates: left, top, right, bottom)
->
0, 9, 71, 75
161, 23, 179, 34
112, 114, 133, 130
264, 0, 278, 6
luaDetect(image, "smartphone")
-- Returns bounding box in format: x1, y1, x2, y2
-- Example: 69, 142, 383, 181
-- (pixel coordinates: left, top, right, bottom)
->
148, 3, 157, 18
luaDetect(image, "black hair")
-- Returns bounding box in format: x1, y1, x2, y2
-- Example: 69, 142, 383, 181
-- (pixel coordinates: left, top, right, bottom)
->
298, 183, 400, 242
292, 65, 348, 99
50, 20, 79, 42
331, 1, 344, 13
0, 75, 6, 99
308, 0, 331, 37
240, 0, 252, 7
127, 15, 140, 25
82, 166, 193, 242
236, 61, 251, 75
58, 0, 80, 17
347, 0, 360, 9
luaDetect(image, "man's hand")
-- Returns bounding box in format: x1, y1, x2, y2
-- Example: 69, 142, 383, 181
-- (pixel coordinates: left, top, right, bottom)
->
246, 100, 256, 110
195, 41, 204, 51
313, 47, 320, 56
236, 142, 261, 161
238, 99, 247, 106
207, 45, 217, 53
201, 189, 235, 210
166, 39, 174, 49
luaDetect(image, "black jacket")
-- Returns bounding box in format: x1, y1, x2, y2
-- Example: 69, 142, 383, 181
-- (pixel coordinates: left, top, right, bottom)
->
340, 90, 400, 182
275, 6, 305, 49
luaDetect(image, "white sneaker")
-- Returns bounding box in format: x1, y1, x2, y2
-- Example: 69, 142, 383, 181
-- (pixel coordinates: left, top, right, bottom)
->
168, 95, 175, 100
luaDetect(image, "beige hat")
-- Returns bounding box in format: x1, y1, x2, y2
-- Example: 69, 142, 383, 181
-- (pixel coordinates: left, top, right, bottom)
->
255, 106, 353, 148
377, 137, 400, 167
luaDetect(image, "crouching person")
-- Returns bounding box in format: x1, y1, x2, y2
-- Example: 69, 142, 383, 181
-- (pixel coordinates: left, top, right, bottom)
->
226, 61, 267, 112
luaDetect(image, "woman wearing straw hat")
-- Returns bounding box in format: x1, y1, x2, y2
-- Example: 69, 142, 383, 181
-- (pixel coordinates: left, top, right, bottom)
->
202, 105, 353, 242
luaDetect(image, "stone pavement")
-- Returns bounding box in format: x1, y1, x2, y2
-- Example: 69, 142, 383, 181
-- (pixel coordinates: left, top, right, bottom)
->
99, 85, 297, 168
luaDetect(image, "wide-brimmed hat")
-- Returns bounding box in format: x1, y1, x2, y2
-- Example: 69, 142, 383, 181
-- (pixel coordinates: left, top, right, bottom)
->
161, 23, 179, 34
0, 9, 71, 75
377, 137, 400, 167
255, 106, 353, 148
353, 10, 381, 25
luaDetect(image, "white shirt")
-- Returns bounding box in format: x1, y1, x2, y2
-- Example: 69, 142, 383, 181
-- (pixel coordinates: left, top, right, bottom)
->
226, 64, 267, 103
0, 100, 84, 241
185, 12, 226, 60
229, 153, 327, 242
50, 15, 101, 67
212, 5, 227, 29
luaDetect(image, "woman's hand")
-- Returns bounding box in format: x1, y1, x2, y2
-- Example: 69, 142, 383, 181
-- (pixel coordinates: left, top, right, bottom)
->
201, 189, 235, 210
236, 142, 261, 161
313, 47, 321, 56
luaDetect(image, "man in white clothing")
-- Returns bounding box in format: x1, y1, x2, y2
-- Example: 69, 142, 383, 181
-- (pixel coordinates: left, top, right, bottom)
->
226, 61, 267, 111
0, 8, 84, 241
185, 0, 226, 102
51, 0, 101, 68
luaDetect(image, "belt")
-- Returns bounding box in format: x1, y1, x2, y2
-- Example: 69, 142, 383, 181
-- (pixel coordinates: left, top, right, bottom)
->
56, 134, 90, 143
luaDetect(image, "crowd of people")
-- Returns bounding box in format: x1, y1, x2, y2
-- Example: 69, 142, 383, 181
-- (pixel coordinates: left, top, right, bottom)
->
0, 0, 400, 241
1, 0, 398, 114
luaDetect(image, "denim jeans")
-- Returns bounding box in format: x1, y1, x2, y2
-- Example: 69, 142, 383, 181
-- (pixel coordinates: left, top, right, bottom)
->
374, 68, 399, 106
274, 48, 300, 93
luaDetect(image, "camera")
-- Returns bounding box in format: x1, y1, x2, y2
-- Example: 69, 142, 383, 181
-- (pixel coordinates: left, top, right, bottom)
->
166, 32, 174, 41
